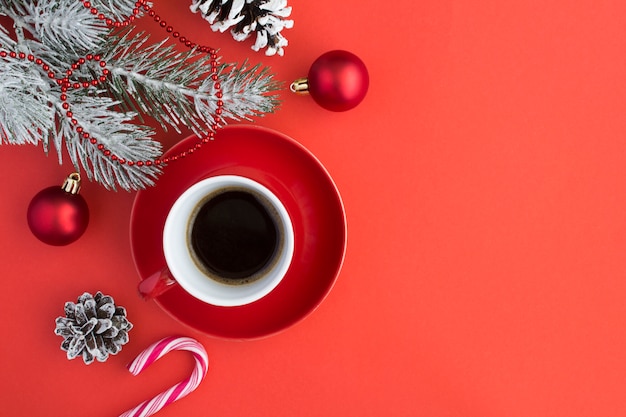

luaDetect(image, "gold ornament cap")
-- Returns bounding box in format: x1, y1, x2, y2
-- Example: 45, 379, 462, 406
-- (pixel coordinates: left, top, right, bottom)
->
289, 77, 310, 95
61, 173, 82, 195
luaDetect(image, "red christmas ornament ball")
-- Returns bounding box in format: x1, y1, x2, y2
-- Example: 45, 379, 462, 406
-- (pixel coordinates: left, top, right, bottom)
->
307, 50, 369, 112
27, 177, 89, 246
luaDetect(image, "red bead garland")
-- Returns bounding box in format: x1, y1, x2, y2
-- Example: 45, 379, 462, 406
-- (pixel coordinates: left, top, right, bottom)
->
0, 0, 223, 167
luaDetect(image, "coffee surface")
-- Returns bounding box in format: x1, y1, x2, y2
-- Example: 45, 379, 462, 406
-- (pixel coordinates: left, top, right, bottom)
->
190, 190, 279, 283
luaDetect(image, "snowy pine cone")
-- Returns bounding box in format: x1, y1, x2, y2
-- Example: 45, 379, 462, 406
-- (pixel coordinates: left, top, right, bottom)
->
54, 292, 133, 365
190, 0, 294, 56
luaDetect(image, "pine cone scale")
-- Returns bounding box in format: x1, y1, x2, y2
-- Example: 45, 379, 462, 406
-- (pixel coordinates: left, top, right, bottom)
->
98, 303, 115, 319
111, 315, 128, 328
63, 302, 76, 320
84, 298, 97, 317
74, 303, 88, 325
79, 317, 98, 335
67, 337, 86, 360
104, 338, 121, 355
101, 325, 119, 339
95, 318, 113, 334
113, 329, 130, 345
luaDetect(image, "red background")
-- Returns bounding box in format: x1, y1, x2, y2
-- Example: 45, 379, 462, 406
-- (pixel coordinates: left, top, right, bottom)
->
2, 1, 626, 416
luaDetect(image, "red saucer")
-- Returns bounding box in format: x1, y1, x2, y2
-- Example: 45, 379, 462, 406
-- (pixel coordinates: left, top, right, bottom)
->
130, 125, 347, 339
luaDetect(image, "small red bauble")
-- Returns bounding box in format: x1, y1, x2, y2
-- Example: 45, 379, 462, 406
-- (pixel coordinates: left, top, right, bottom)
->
27, 173, 89, 246
291, 50, 369, 112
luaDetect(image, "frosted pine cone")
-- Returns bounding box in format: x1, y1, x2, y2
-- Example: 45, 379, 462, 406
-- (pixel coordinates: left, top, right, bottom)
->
54, 292, 133, 365
190, 0, 294, 56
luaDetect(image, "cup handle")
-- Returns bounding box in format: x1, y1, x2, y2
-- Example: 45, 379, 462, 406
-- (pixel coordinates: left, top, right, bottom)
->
138, 268, 177, 299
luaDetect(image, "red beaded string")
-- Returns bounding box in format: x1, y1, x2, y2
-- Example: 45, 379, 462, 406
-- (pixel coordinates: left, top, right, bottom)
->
0, 0, 223, 166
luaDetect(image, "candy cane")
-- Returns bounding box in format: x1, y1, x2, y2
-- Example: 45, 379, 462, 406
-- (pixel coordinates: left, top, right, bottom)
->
119, 336, 209, 417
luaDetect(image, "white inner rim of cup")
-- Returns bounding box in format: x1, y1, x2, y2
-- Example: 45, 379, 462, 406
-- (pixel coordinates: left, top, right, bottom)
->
163, 175, 294, 307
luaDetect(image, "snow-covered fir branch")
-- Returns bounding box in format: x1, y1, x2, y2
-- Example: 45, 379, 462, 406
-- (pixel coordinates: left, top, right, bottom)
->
53, 95, 162, 189
0, 56, 53, 145
103, 29, 280, 137
6, 0, 109, 56
211, 61, 280, 117
0, 0, 281, 190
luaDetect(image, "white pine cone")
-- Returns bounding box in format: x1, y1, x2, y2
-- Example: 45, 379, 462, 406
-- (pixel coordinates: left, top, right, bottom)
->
54, 292, 133, 365
190, 0, 293, 56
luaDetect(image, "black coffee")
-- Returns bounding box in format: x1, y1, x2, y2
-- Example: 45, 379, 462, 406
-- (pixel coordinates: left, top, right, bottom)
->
189, 188, 280, 285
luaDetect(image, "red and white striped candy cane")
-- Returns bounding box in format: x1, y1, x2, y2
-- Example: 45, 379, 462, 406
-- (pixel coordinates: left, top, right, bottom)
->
119, 336, 209, 417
